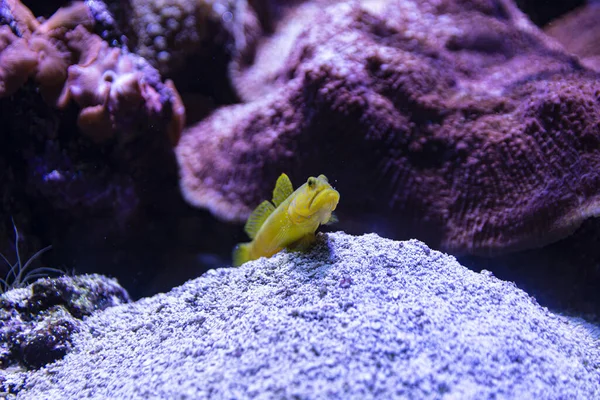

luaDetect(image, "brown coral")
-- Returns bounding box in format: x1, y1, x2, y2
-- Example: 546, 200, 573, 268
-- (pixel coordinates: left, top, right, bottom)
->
0, 1, 185, 145
176, 0, 600, 256
0, 1, 91, 103
0, 26, 37, 96
59, 25, 184, 144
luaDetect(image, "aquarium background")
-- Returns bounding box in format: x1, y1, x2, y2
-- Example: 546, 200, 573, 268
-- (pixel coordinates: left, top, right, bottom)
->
1, 0, 600, 397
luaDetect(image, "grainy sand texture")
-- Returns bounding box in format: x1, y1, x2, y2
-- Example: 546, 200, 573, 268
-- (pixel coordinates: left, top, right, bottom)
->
7, 232, 600, 399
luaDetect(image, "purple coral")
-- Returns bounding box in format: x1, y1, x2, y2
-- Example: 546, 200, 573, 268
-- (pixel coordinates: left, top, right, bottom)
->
176, 0, 600, 256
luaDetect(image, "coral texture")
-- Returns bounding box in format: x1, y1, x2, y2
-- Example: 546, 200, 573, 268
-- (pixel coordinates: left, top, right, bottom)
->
0, 1, 184, 145
0, 274, 130, 371
59, 25, 185, 145
126, 0, 214, 74
177, 0, 600, 255
95, 0, 261, 78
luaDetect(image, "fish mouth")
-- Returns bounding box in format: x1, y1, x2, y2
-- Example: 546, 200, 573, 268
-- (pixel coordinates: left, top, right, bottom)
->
309, 188, 340, 212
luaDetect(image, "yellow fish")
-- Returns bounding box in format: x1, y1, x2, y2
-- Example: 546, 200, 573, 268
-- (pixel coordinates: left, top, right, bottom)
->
232, 173, 340, 266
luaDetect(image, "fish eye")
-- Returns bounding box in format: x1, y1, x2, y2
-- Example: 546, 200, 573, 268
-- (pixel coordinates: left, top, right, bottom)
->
308, 177, 316, 188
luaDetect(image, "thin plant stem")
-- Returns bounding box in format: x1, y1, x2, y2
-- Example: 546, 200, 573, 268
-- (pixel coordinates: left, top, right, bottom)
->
0, 219, 60, 294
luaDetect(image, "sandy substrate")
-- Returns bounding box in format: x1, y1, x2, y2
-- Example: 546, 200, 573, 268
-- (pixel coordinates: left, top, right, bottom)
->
6, 232, 600, 399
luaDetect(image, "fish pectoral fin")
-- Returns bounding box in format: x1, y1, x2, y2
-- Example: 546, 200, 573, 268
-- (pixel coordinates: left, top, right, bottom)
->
244, 200, 276, 239
324, 212, 338, 225
272, 173, 294, 207
287, 233, 317, 252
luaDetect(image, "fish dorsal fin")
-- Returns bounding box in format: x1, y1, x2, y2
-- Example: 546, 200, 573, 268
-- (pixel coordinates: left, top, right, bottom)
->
244, 200, 276, 239
272, 173, 294, 207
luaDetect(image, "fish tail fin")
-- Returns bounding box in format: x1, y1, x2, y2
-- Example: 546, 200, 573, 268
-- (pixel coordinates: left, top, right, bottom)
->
232, 242, 253, 267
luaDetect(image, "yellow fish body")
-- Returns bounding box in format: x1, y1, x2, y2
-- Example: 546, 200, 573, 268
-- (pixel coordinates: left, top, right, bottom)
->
232, 173, 340, 266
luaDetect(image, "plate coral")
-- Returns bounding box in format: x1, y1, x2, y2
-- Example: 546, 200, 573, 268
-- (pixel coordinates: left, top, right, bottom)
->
177, 0, 600, 255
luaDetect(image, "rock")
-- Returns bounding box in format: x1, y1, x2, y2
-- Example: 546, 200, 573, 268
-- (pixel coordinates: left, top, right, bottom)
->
0, 274, 130, 373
